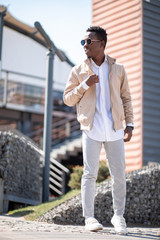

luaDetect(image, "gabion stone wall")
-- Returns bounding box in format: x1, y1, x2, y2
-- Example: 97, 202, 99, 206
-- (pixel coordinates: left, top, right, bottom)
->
37, 164, 160, 226
0, 128, 43, 202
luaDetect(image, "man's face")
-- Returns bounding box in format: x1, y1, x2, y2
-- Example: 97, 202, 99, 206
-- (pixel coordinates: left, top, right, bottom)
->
82, 32, 103, 58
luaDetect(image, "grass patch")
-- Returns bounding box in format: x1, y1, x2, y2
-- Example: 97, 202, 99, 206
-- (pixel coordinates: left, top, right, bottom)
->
8, 189, 81, 221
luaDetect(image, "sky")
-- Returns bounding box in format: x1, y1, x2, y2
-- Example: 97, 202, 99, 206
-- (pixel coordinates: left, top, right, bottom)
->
1, 0, 92, 65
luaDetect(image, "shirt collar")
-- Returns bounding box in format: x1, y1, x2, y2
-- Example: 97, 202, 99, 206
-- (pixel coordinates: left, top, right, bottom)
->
91, 55, 108, 68
84, 55, 116, 67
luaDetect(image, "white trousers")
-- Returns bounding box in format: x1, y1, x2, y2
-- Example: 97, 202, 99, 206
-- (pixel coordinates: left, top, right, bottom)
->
81, 132, 126, 218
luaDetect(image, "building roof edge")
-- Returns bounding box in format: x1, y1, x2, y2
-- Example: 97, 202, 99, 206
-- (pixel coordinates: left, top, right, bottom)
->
1, 5, 75, 67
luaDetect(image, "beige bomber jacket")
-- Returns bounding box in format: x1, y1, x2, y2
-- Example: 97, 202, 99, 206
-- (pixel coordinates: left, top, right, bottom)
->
63, 55, 134, 131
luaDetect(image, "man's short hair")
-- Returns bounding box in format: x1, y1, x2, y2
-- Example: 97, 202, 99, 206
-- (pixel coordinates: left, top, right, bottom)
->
86, 26, 107, 47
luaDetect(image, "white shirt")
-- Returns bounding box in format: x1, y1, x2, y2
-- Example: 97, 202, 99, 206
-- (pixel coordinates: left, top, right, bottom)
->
82, 56, 125, 142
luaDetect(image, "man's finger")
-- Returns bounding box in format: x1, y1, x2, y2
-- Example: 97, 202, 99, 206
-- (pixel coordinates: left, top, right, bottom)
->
124, 129, 132, 142
124, 136, 131, 142
86, 75, 99, 86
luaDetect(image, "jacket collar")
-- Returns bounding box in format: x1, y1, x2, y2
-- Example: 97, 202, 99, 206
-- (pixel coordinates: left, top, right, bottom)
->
84, 54, 116, 66
107, 55, 116, 64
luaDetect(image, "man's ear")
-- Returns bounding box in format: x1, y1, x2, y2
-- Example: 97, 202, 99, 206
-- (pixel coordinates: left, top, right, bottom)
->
100, 40, 105, 49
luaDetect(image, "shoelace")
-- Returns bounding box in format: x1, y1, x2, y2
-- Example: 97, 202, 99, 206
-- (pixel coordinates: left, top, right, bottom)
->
113, 216, 126, 227
86, 218, 99, 224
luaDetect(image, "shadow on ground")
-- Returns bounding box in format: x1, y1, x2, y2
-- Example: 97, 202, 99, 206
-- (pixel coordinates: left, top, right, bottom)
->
101, 228, 160, 240
127, 232, 160, 240
8, 210, 34, 217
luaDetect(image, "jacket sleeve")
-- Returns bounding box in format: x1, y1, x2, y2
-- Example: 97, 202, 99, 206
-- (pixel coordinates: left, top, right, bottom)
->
63, 67, 87, 107
120, 65, 134, 125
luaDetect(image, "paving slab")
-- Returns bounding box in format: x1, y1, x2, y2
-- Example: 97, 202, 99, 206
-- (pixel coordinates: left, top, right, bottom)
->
0, 230, 160, 240
0, 215, 159, 240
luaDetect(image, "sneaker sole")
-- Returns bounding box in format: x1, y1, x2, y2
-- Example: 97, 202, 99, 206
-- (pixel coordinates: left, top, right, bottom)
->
85, 226, 103, 231
114, 230, 128, 235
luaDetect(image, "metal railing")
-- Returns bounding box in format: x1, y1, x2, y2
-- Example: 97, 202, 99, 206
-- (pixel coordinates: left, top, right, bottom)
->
0, 69, 45, 109
49, 157, 69, 195
0, 69, 65, 113
26, 116, 80, 148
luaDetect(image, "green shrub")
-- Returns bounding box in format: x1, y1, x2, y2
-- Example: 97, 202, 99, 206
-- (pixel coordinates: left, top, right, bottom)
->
68, 161, 110, 190
97, 160, 110, 182
68, 166, 83, 189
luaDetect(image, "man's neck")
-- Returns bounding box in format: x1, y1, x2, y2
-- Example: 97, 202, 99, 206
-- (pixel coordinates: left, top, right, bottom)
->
91, 54, 105, 66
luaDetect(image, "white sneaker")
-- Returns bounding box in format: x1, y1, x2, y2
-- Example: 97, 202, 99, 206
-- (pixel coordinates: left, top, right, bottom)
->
111, 215, 128, 235
85, 217, 103, 231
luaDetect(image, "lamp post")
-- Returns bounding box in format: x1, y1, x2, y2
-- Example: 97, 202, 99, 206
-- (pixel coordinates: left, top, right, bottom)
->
34, 22, 55, 202
42, 48, 55, 202
34, 21, 65, 202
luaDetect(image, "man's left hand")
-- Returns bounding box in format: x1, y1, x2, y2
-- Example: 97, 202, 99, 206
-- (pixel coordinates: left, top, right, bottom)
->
124, 126, 133, 142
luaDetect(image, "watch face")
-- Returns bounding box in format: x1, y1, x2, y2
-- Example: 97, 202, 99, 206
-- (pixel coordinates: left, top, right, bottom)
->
128, 126, 133, 130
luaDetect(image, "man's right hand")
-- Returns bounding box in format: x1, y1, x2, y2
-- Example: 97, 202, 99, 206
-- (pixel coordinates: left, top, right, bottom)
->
86, 74, 99, 87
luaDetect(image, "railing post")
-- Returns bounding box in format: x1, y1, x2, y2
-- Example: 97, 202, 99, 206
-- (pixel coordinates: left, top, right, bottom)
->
42, 48, 55, 202
65, 122, 71, 138
3, 71, 8, 106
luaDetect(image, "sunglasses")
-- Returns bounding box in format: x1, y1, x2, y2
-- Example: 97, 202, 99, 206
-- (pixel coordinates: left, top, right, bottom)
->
81, 38, 102, 46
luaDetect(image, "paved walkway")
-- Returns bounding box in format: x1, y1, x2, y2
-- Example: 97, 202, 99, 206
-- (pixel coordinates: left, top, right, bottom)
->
0, 215, 159, 240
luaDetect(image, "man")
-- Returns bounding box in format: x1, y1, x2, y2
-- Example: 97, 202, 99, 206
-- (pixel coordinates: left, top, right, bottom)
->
63, 26, 134, 235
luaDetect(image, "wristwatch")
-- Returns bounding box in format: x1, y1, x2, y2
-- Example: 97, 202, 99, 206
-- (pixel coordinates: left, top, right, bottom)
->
127, 126, 134, 130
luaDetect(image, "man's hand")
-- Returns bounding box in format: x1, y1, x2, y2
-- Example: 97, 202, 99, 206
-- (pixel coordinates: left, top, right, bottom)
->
124, 126, 133, 142
86, 74, 99, 87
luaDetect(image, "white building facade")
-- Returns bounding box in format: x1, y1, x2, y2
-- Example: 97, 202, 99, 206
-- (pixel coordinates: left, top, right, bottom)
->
0, 7, 74, 113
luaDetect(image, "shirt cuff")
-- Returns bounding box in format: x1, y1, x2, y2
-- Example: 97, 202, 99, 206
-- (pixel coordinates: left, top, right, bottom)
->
81, 81, 90, 90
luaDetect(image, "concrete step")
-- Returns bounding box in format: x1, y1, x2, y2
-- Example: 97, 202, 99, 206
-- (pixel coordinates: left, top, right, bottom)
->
50, 135, 82, 161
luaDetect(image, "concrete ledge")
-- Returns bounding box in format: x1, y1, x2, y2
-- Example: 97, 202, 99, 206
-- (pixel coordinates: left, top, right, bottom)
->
4, 194, 41, 206
3, 194, 41, 212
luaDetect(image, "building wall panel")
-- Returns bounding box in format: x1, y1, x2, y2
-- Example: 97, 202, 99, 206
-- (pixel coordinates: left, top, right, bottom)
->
92, 0, 143, 171
143, 0, 160, 165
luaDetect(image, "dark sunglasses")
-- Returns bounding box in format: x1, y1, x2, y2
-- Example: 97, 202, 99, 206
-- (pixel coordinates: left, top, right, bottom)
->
81, 38, 102, 46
